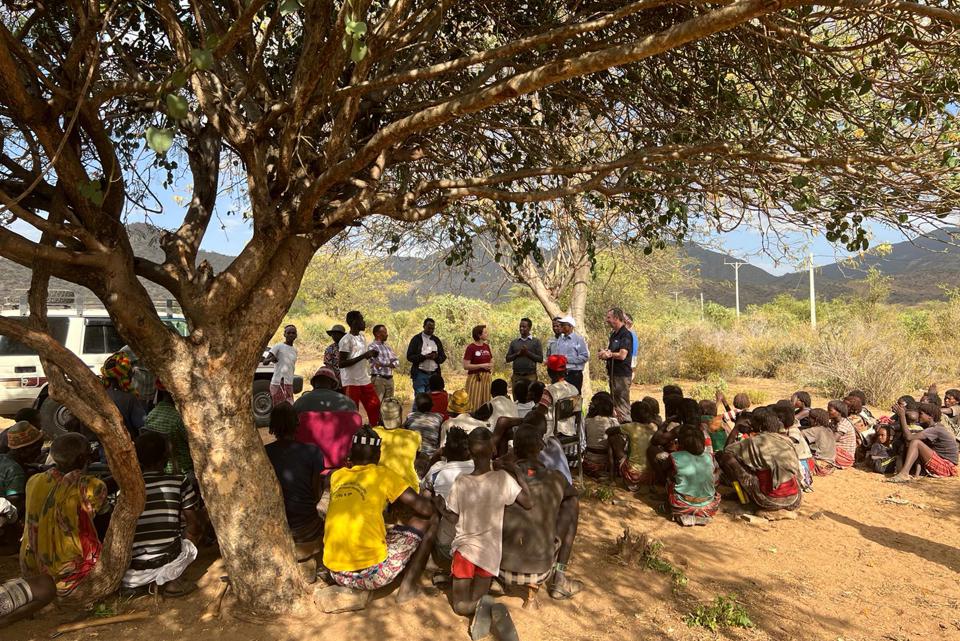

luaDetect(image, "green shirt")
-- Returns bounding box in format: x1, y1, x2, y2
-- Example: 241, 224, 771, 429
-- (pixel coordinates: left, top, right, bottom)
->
144, 400, 194, 474
0, 453, 26, 498
670, 450, 716, 500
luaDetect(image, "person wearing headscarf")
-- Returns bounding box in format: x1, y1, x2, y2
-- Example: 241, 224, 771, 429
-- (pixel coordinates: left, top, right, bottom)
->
101, 351, 146, 439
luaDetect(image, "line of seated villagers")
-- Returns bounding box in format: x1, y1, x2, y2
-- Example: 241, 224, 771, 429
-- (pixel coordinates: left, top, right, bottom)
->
1, 352, 957, 639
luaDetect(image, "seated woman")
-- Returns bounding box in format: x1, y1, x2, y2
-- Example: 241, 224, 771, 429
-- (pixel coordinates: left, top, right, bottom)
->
660, 425, 720, 526
718, 409, 802, 512
802, 408, 838, 476
582, 392, 618, 478
265, 404, 325, 567
771, 403, 813, 490
827, 400, 857, 468
375, 398, 422, 492
608, 401, 660, 490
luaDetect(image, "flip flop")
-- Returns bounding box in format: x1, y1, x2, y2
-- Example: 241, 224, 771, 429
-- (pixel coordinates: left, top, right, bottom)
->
548, 575, 583, 600
885, 476, 912, 484
470, 595, 495, 640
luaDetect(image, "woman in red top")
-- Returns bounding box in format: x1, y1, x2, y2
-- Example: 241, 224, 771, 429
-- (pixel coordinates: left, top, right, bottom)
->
463, 324, 493, 412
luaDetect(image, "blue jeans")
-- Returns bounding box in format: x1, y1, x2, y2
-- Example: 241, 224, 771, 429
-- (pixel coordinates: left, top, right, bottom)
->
412, 370, 433, 394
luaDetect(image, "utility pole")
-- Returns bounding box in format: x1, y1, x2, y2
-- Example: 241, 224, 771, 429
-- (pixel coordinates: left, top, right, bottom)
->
671, 291, 680, 304
724, 261, 746, 318
700, 292, 705, 321
808, 252, 817, 329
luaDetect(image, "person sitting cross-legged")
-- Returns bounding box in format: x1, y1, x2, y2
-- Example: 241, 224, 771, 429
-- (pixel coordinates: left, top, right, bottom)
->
375, 398, 422, 493
500, 424, 583, 607
404, 392, 444, 476
447, 427, 530, 641
0, 421, 44, 552
422, 427, 475, 581
2, 433, 107, 627
320, 427, 437, 612
660, 425, 720, 526
121, 431, 202, 597
887, 402, 958, 482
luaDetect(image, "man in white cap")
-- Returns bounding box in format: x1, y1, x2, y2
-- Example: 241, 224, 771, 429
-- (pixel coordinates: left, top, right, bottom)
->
551, 316, 589, 392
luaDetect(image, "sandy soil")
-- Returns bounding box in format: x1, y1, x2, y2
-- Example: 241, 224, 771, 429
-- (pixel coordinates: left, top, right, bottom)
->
4, 377, 959, 641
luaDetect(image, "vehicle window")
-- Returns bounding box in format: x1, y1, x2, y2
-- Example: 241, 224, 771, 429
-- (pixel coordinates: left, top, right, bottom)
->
0, 317, 70, 356
163, 319, 189, 337
82, 319, 126, 354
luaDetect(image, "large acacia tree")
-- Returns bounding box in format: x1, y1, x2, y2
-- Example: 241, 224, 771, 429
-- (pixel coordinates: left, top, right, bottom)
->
2, 0, 960, 613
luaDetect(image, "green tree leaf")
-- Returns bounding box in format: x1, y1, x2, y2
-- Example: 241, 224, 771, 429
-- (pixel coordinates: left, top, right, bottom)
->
165, 94, 188, 120
279, 0, 301, 16
145, 126, 174, 155
350, 40, 367, 63
791, 176, 809, 188
191, 48, 214, 70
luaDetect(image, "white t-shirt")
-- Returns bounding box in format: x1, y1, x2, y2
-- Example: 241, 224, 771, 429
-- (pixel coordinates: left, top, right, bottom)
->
419, 333, 439, 373
439, 413, 489, 447
447, 470, 522, 575
269, 343, 298, 386
423, 460, 475, 501
338, 333, 371, 387
489, 395, 518, 431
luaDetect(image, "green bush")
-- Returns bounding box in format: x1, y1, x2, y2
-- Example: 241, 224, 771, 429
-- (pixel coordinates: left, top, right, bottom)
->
681, 340, 734, 379
689, 374, 728, 401
684, 595, 754, 631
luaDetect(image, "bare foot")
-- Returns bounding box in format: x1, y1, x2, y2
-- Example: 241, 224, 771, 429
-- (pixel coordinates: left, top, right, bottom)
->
395, 584, 422, 604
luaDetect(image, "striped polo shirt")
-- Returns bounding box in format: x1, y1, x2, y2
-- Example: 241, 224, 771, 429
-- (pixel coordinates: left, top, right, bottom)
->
131, 472, 198, 558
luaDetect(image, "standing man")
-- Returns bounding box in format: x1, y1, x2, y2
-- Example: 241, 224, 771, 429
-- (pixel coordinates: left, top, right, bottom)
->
545, 317, 562, 357
552, 316, 589, 393
624, 313, 639, 374
599, 308, 633, 422
370, 325, 400, 401
339, 311, 381, 427
262, 324, 298, 406
323, 324, 347, 377
506, 318, 543, 391
406, 318, 447, 394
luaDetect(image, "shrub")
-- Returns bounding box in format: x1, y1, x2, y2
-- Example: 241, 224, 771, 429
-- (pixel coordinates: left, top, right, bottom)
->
681, 340, 734, 379
733, 388, 769, 407
684, 595, 754, 631
689, 374, 728, 401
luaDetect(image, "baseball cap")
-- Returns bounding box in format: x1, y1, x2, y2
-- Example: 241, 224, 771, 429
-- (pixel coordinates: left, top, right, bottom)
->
546, 354, 568, 372
557, 315, 576, 327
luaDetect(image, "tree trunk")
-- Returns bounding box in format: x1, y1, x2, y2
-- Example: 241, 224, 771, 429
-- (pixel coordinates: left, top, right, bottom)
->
569, 259, 594, 401
175, 369, 305, 613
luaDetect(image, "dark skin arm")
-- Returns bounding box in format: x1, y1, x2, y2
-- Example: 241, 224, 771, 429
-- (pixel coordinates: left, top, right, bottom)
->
893, 404, 914, 442
339, 348, 377, 368
496, 460, 533, 509
396, 487, 435, 518
183, 508, 204, 545
726, 424, 743, 445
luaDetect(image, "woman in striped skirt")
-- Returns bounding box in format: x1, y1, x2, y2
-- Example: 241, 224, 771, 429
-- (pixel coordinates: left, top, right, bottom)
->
463, 324, 493, 412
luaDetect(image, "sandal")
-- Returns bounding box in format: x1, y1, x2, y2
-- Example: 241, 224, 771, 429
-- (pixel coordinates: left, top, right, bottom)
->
548, 573, 583, 600
470, 595, 495, 640
885, 476, 912, 484
161, 579, 197, 598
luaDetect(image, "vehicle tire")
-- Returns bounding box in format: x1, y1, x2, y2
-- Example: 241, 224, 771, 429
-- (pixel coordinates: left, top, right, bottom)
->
252, 379, 273, 427
39, 396, 71, 440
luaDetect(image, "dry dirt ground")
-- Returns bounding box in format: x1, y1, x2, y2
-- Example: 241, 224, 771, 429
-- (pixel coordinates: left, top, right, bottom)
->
3, 378, 960, 641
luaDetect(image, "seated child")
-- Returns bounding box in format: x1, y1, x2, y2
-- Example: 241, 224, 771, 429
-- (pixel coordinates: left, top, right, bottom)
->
641, 396, 663, 427
375, 398, 422, 492
5, 433, 107, 626
0, 421, 44, 550
659, 425, 720, 526
941, 389, 960, 439
700, 399, 726, 452
429, 374, 450, 421
488, 379, 518, 431
887, 402, 958, 482
439, 390, 490, 448
608, 401, 659, 489
404, 393, 444, 475
447, 428, 529, 640
500, 424, 582, 603
718, 392, 750, 432
122, 431, 202, 596
422, 428, 474, 576
827, 400, 857, 468
866, 423, 898, 474
321, 427, 436, 610
582, 392, 618, 478
772, 403, 814, 490
802, 408, 838, 476
792, 391, 812, 427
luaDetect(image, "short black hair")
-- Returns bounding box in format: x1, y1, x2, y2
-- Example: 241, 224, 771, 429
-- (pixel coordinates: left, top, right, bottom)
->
663, 384, 683, 398
349, 426, 381, 465
751, 407, 783, 433
793, 391, 811, 408
269, 403, 299, 438
677, 398, 701, 426
630, 400, 653, 423
429, 373, 445, 391
414, 392, 434, 413
946, 389, 960, 403
372, 324, 386, 335
423, 317, 435, 326
346, 310, 362, 325
770, 404, 795, 430
847, 390, 867, 404
491, 378, 508, 397
641, 396, 660, 417
14, 407, 41, 428
918, 402, 942, 422
513, 424, 542, 460
528, 382, 545, 404
698, 399, 717, 417
444, 427, 470, 461
472, 402, 494, 422
520, 318, 532, 327
678, 424, 705, 456
588, 392, 615, 418
663, 393, 684, 419
808, 408, 831, 428
513, 380, 530, 403
471, 324, 486, 341
135, 430, 169, 469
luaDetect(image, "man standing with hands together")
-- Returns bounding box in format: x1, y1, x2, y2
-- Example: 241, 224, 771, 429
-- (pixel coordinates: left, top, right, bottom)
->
506, 318, 543, 392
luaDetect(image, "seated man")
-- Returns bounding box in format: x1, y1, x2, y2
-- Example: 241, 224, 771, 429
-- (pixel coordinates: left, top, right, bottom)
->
375, 398, 422, 492
122, 432, 202, 596
887, 402, 958, 481
718, 409, 802, 512
500, 424, 583, 605
321, 427, 437, 611
293, 366, 362, 473
404, 393, 444, 476
0, 408, 43, 455
447, 428, 529, 640
143, 381, 194, 475
487, 379, 518, 432
0, 422, 44, 552
422, 428, 474, 576
439, 390, 491, 447
3, 433, 106, 626
264, 404, 325, 564
429, 374, 450, 421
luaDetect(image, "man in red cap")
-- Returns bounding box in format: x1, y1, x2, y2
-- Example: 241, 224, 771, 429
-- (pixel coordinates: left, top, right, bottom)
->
540, 355, 580, 439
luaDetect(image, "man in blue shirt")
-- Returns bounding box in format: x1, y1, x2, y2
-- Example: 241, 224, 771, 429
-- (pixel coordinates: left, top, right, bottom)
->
551, 316, 589, 392
625, 313, 639, 375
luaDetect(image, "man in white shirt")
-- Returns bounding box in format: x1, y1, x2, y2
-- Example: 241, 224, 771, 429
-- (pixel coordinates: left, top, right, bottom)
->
338, 311, 381, 427
262, 324, 298, 404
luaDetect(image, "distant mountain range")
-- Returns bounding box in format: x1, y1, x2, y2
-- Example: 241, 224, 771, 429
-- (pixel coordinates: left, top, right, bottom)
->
1, 223, 958, 310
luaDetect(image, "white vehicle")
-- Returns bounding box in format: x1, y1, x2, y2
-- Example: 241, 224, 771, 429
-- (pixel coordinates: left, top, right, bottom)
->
0, 293, 301, 435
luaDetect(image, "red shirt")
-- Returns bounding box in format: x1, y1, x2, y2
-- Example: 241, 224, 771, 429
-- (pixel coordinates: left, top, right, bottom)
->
464, 342, 492, 372
430, 391, 449, 421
